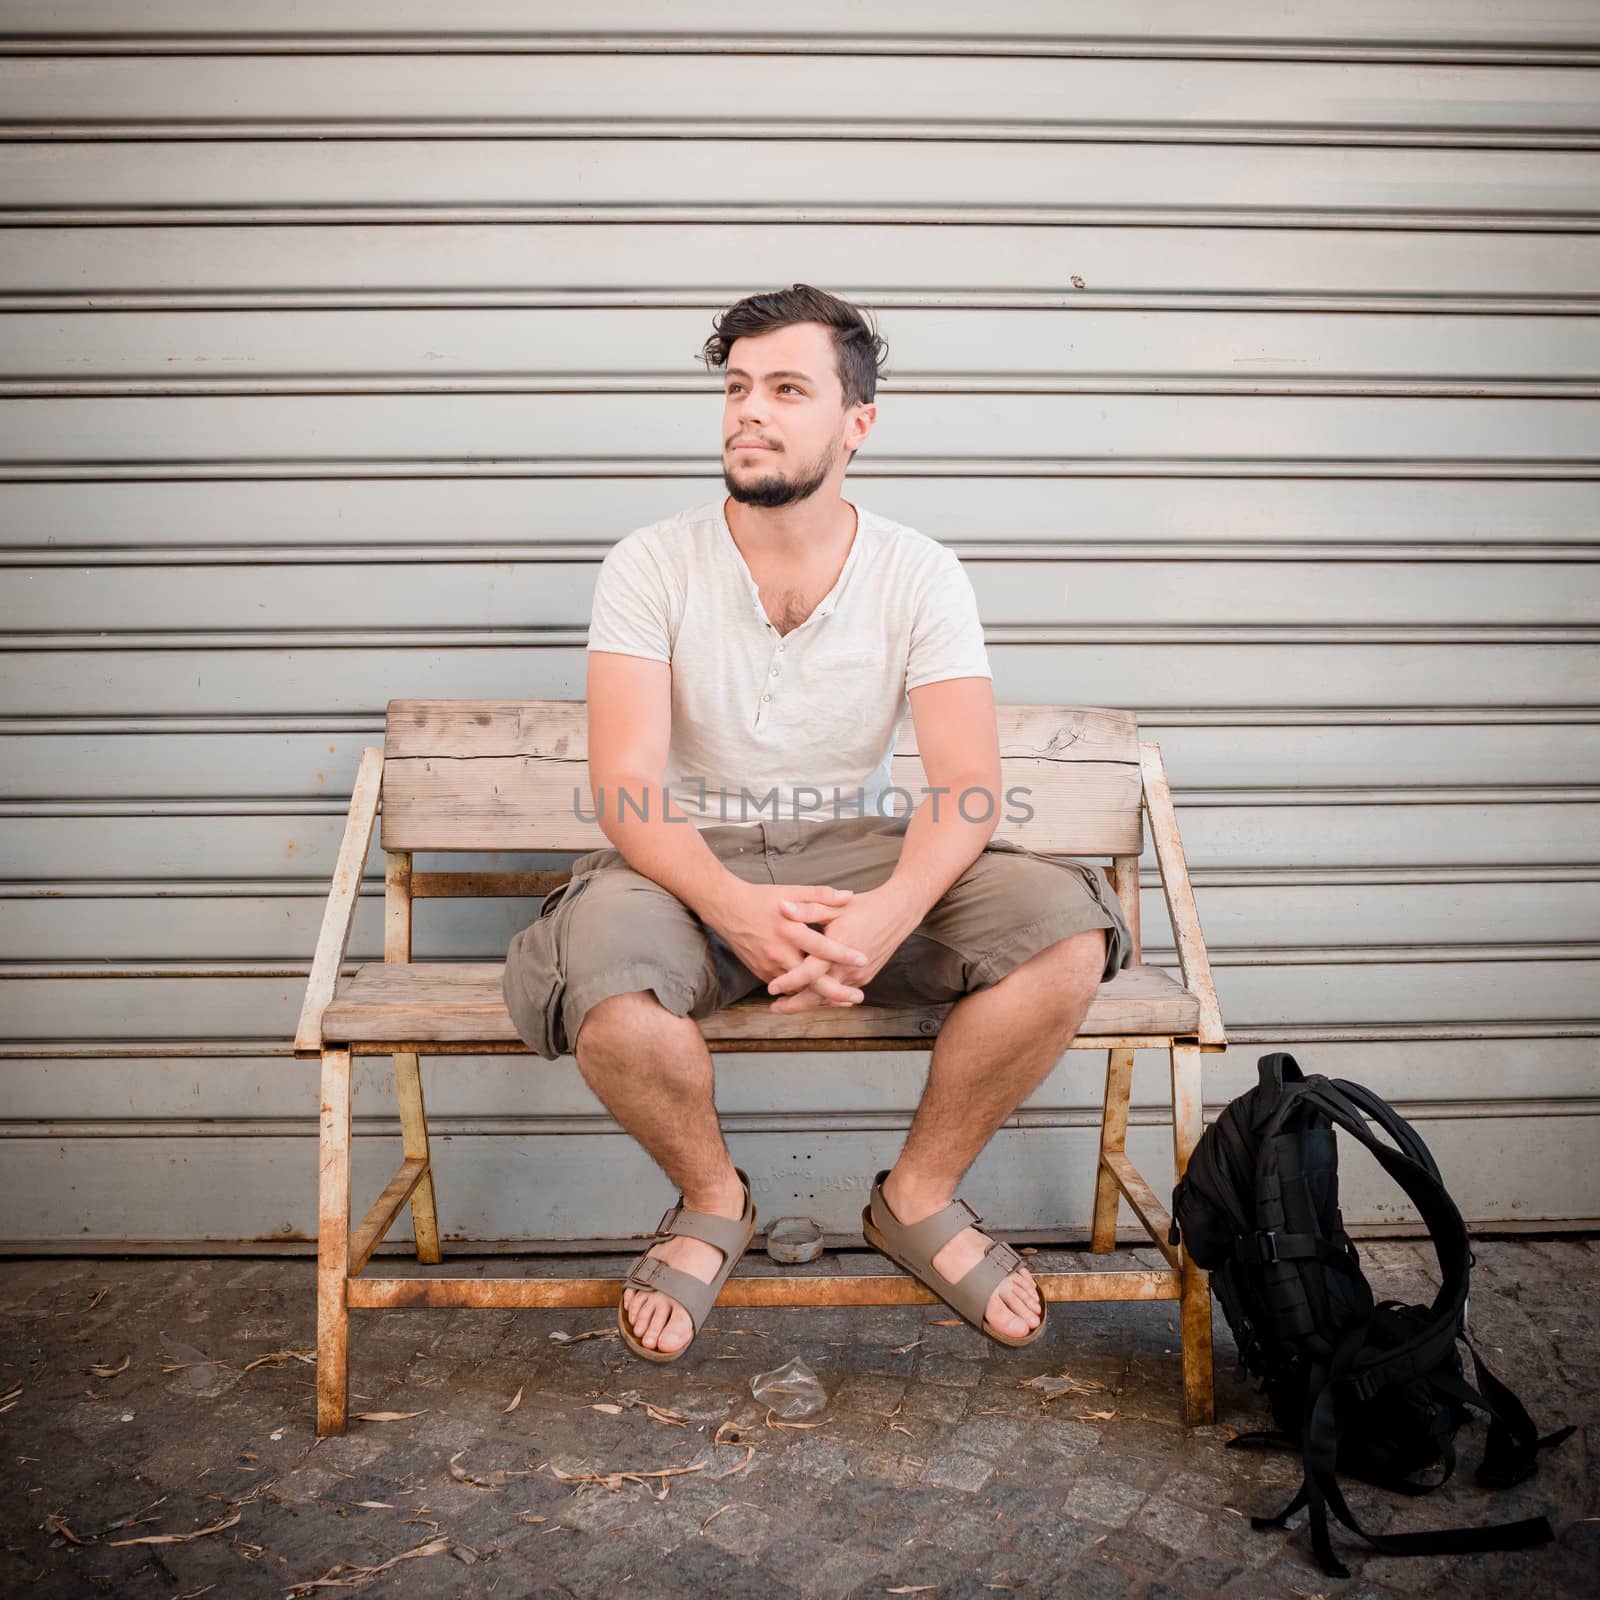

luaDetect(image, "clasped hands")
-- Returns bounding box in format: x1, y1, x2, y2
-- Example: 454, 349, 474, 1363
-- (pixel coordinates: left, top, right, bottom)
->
712, 880, 918, 1016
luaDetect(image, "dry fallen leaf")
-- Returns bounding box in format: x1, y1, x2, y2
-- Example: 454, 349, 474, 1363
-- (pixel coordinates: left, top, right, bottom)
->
85, 1355, 131, 1379
547, 1458, 707, 1501
502, 1386, 523, 1414
447, 1450, 536, 1490
353, 1410, 428, 1423
241, 1348, 315, 1373
285, 1535, 451, 1595
612, 1392, 690, 1428
928, 1319, 962, 1326
889, 1422, 913, 1438
890, 1338, 925, 1355
548, 1328, 616, 1345
1077, 1408, 1118, 1422
763, 1409, 830, 1432
110, 1509, 242, 1548
712, 1420, 757, 1476
588, 1403, 625, 1416
45, 1494, 169, 1545
886, 1588, 939, 1595
1019, 1371, 1104, 1402
516, 1512, 547, 1525
351, 1501, 393, 1510
42, 1513, 93, 1546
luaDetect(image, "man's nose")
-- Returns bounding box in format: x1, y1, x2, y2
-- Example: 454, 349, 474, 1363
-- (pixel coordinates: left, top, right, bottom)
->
735, 394, 769, 426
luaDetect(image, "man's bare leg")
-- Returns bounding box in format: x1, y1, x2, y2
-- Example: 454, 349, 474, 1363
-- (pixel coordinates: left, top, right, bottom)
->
573, 989, 746, 1355
878, 927, 1107, 1339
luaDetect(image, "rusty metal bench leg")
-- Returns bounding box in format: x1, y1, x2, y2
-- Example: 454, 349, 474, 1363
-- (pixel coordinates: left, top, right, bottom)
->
1091, 1045, 1136, 1251
1170, 1041, 1215, 1424
316, 1045, 353, 1436
393, 1051, 441, 1265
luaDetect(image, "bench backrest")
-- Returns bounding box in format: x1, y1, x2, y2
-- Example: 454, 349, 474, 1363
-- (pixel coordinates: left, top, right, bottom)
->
380, 699, 1144, 859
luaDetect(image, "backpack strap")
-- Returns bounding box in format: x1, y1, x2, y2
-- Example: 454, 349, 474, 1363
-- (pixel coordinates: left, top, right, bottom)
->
1457, 1336, 1577, 1488
1254, 1322, 1561, 1580
1287, 1081, 1471, 1391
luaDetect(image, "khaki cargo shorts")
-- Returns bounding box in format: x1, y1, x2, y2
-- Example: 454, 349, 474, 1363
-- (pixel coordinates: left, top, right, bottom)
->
501, 813, 1134, 1061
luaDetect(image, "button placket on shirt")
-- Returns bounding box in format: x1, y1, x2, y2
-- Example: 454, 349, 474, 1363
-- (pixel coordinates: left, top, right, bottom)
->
753, 593, 808, 726
753, 590, 830, 733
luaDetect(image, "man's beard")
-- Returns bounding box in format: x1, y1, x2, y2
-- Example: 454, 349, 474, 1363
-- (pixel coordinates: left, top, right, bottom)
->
723, 436, 840, 509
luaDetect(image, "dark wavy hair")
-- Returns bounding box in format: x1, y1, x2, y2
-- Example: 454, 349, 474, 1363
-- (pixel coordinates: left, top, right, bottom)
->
699, 283, 889, 410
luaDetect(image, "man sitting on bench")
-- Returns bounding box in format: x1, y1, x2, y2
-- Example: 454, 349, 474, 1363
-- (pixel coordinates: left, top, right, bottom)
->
502, 283, 1133, 1363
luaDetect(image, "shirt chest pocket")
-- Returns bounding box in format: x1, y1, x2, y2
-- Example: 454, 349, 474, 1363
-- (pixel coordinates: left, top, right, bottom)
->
806, 649, 881, 676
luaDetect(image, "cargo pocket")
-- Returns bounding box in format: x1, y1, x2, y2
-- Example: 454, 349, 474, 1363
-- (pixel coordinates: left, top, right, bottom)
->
538, 868, 590, 921
503, 872, 594, 1058
1083, 862, 1134, 979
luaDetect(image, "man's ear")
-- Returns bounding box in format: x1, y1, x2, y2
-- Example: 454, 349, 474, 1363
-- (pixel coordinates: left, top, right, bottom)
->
848, 402, 877, 454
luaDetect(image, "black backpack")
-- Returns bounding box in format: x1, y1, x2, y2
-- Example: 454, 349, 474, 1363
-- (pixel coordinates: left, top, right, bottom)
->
1170, 1051, 1574, 1579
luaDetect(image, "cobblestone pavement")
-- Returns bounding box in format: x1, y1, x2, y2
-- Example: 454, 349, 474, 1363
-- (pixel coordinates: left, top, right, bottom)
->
1, 1240, 1593, 1599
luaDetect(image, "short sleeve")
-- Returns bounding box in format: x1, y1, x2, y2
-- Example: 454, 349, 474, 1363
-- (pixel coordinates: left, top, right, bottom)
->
586, 533, 676, 663
905, 548, 992, 690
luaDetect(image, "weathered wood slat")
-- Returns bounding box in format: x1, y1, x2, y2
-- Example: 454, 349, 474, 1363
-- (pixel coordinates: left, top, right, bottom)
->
315, 1045, 352, 1437
1170, 1041, 1216, 1424
321, 960, 1201, 1045
1101, 1149, 1180, 1270
293, 748, 383, 1052
384, 699, 1140, 762
342, 1032, 1208, 1055
381, 756, 1142, 854
1091, 1046, 1137, 1254
344, 1267, 1182, 1311
383, 851, 442, 1265
347, 1156, 428, 1277
412, 870, 568, 899
1140, 742, 1227, 1048
379, 699, 1144, 854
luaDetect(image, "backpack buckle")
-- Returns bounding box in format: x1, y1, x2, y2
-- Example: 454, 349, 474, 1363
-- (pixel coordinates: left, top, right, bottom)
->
1257, 1230, 1281, 1263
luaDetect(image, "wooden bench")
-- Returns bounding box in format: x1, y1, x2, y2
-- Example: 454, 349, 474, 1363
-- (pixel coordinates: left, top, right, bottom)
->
296, 698, 1227, 1435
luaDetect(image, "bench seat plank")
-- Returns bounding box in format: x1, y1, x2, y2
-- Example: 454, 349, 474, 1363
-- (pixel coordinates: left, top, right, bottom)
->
321, 960, 1201, 1045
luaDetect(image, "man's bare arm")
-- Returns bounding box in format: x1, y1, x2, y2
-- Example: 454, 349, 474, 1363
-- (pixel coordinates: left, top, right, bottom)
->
585, 650, 740, 920
879, 675, 1004, 923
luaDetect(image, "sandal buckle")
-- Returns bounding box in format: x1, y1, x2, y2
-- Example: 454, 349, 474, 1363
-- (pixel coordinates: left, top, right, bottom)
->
959, 1198, 983, 1227
656, 1204, 681, 1236
629, 1256, 666, 1290
986, 1240, 1022, 1275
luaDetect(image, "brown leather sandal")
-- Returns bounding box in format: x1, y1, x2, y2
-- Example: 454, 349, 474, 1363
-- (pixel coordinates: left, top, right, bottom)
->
862, 1169, 1047, 1349
617, 1168, 758, 1364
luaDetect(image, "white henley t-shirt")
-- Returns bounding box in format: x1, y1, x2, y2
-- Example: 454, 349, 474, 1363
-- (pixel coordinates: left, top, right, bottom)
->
584, 497, 993, 828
